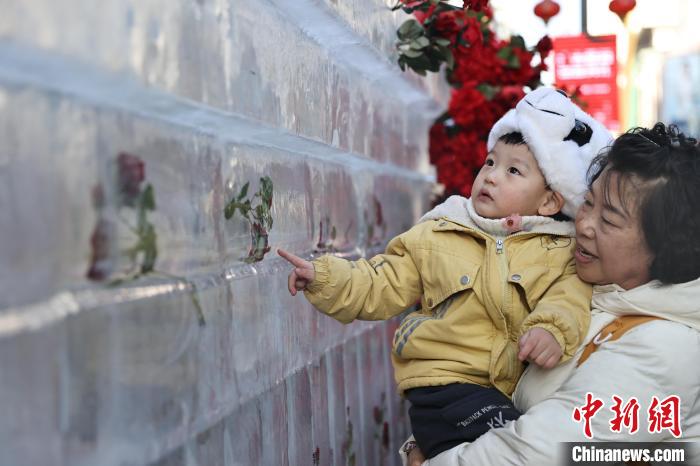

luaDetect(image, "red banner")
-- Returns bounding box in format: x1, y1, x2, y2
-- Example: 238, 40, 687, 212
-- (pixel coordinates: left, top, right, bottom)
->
552, 35, 619, 132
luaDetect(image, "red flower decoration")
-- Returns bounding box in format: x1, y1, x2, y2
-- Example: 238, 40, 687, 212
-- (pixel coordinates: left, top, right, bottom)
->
464, 0, 489, 11
434, 10, 464, 44
395, 2, 547, 199
448, 85, 488, 129
536, 35, 553, 60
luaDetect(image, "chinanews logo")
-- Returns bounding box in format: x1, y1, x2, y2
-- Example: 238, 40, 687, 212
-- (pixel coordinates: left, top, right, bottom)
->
572, 392, 682, 439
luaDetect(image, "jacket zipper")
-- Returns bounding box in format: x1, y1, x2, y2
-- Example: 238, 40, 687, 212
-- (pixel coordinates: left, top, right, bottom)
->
496, 238, 510, 315
496, 236, 515, 379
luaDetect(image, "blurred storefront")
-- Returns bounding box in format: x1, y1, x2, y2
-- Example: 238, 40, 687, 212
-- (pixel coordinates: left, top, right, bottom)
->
490, 0, 700, 136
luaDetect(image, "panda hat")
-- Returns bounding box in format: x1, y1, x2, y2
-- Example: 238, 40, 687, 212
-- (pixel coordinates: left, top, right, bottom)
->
487, 87, 614, 219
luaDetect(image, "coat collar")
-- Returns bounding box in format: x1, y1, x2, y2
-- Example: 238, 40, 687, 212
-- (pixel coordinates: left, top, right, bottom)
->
419, 195, 575, 237
592, 278, 700, 331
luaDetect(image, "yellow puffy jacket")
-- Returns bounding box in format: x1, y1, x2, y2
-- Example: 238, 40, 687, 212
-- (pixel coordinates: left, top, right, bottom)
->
305, 202, 591, 397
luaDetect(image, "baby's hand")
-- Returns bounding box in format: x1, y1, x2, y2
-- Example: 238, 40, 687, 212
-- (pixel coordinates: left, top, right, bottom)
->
277, 249, 316, 296
518, 327, 562, 369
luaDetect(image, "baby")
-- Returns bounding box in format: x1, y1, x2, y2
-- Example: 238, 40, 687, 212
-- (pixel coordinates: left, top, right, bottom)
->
279, 87, 613, 459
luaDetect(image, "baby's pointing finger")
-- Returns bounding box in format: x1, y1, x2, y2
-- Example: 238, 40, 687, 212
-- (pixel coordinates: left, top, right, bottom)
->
277, 248, 306, 267
295, 267, 314, 281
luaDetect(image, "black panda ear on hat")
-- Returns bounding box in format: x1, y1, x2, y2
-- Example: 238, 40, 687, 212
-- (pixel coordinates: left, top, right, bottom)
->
487, 87, 614, 218
565, 120, 593, 146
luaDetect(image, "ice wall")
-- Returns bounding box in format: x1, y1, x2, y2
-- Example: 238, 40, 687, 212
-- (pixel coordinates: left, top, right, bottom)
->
0, 1, 445, 465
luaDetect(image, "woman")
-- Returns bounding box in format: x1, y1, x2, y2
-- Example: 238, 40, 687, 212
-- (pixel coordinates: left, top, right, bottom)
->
406, 123, 700, 465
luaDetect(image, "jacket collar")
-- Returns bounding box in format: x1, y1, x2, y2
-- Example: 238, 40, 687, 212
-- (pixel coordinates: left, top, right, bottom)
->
418, 195, 575, 237
592, 278, 700, 331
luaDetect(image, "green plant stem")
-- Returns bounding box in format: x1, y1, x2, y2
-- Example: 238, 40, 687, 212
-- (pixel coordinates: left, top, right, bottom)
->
152, 270, 206, 326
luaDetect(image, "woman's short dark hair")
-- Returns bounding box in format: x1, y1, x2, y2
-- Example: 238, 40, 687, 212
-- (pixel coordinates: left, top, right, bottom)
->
587, 123, 700, 284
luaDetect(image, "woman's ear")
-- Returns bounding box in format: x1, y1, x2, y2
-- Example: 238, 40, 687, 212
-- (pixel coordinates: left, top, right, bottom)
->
538, 190, 565, 217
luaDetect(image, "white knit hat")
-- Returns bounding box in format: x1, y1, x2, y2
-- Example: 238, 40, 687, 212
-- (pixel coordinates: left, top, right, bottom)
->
487, 87, 614, 218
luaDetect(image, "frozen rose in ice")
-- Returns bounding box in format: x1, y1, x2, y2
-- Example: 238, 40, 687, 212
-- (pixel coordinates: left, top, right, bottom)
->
86, 217, 114, 281
373, 406, 383, 425
373, 196, 384, 227
91, 183, 105, 209
245, 222, 270, 263
117, 152, 145, 205
382, 421, 390, 449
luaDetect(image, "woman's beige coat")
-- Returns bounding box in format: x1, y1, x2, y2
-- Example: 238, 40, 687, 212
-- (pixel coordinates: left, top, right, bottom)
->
422, 278, 700, 465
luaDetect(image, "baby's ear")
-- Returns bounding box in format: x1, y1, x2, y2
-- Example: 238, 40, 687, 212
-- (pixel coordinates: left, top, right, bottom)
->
538, 190, 565, 217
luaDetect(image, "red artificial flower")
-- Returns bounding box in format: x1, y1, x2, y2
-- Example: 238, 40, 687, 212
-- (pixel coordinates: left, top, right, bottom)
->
413, 3, 437, 24
464, 0, 489, 12
459, 14, 484, 48
400, 0, 424, 9
448, 85, 488, 129
496, 45, 537, 85
496, 85, 526, 107
460, 25, 483, 48
430, 122, 488, 197
452, 44, 504, 85
433, 10, 464, 44
536, 35, 553, 59
400, 1, 547, 200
